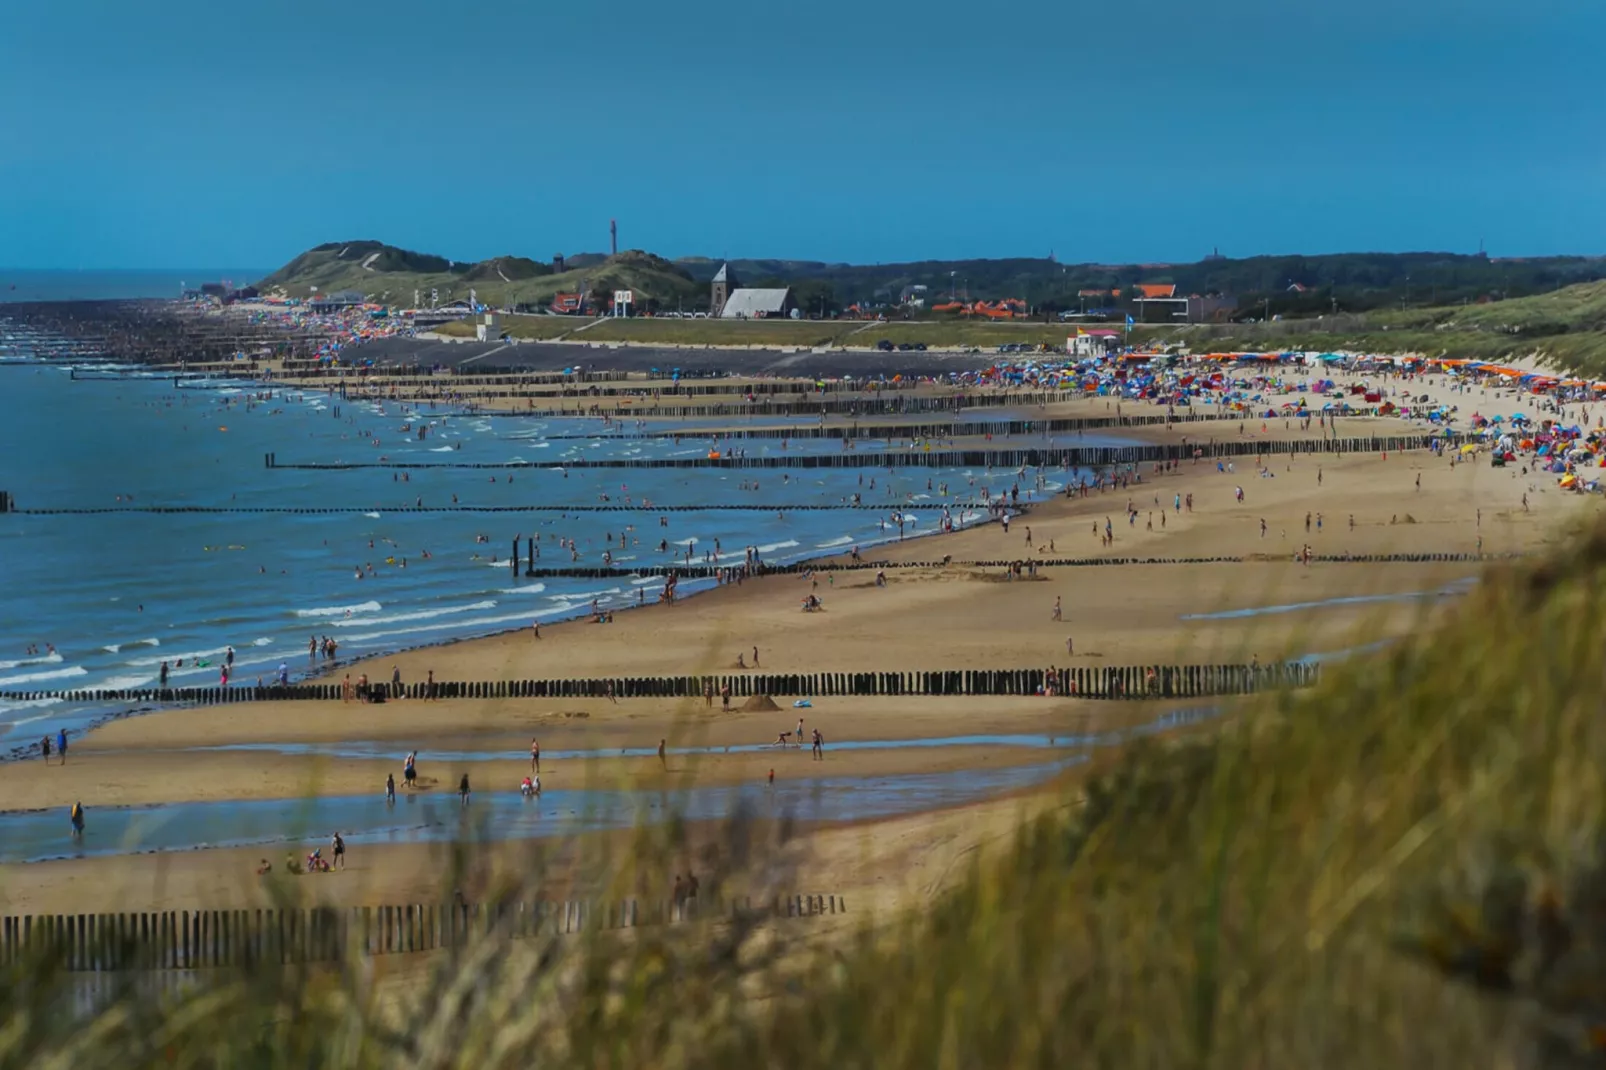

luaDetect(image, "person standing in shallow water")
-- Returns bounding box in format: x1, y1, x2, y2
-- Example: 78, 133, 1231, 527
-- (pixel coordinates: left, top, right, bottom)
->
458, 773, 471, 805
69, 800, 84, 839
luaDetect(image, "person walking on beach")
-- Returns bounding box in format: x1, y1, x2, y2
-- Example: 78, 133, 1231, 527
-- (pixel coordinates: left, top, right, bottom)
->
331, 832, 346, 870
1052, 596, 1062, 622
404, 751, 417, 789
458, 773, 471, 806
40, 735, 49, 762
658, 739, 667, 770
811, 728, 824, 760
530, 738, 540, 774
385, 773, 396, 803
56, 728, 67, 766
69, 800, 84, 840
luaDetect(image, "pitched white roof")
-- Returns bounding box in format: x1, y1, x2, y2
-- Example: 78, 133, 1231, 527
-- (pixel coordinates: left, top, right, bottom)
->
719, 288, 790, 318
712, 263, 729, 283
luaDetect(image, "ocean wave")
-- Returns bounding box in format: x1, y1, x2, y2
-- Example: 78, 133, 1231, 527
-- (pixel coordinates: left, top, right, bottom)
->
429, 446, 455, 452
93, 673, 157, 691
128, 642, 263, 668
815, 536, 855, 549
343, 608, 570, 644
333, 600, 496, 627
101, 636, 159, 653
0, 665, 89, 687
0, 652, 64, 671
295, 601, 382, 618
757, 540, 800, 553
0, 705, 63, 727
499, 584, 548, 595
364, 512, 381, 519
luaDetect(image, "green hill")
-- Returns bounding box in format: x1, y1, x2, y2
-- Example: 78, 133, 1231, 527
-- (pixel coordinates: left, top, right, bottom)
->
1139, 279, 1606, 377
255, 243, 701, 312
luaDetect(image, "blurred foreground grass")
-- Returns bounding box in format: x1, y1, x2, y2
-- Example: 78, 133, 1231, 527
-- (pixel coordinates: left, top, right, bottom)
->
11, 524, 1606, 1068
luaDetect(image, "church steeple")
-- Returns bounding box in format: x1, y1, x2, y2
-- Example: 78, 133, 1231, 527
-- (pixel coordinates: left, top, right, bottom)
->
710, 262, 736, 317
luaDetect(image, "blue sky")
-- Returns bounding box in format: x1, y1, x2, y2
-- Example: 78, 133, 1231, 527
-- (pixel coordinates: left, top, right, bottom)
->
3, 0, 1602, 270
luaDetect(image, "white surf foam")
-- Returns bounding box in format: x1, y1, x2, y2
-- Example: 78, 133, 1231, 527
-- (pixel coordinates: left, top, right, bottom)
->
757, 539, 800, 553
295, 601, 382, 619
364, 512, 381, 519
0, 705, 62, 726
94, 673, 157, 691
815, 536, 854, 549
333, 601, 496, 627
104, 632, 165, 652
430, 446, 454, 452
0, 665, 89, 687
343, 609, 548, 643
128, 642, 259, 668
499, 584, 548, 595
0, 651, 63, 671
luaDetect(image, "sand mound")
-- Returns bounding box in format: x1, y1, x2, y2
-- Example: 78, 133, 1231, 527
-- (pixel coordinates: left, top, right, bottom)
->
741, 694, 781, 712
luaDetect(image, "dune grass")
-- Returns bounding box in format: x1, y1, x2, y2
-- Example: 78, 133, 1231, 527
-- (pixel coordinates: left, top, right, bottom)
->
12, 523, 1606, 1066
1151, 281, 1606, 378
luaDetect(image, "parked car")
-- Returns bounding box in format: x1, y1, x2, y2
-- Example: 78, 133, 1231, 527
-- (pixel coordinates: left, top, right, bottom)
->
876, 339, 894, 352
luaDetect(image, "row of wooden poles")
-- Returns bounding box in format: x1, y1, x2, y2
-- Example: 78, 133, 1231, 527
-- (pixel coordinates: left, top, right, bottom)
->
0, 894, 844, 972
264, 433, 1451, 471
536, 410, 1252, 439
509, 390, 1071, 419
0, 663, 1319, 706
1, 501, 1003, 516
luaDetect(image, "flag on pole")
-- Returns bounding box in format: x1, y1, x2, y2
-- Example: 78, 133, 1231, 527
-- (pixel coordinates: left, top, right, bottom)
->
1125, 314, 1135, 328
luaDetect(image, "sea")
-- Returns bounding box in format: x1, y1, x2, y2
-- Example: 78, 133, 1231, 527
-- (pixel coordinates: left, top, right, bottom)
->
0, 324, 1121, 747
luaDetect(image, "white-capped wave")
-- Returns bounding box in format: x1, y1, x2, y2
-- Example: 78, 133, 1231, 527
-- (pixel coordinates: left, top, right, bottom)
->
93, 673, 157, 691
296, 601, 382, 618
0, 665, 89, 687
499, 584, 548, 595
0, 651, 63, 671
430, 446, 454, 452
343, 608, 571, 644
129, 643, 258, 668
364, 512, 381, 519
757, 540, 800, 553
815, 536, 854, 549
0, 704, 63, 725
333, 600, 496, 627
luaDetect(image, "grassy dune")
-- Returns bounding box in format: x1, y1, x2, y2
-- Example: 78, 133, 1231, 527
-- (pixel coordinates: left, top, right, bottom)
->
1153, 280, 1606, 377
14, 524, 1606, 1066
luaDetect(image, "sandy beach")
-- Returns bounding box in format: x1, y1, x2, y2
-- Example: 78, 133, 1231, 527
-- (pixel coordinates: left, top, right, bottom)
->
2, 358, 1599, 934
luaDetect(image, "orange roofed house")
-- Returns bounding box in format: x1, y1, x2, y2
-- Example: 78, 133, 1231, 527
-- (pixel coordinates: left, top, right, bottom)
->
1131, 282, 1237, 324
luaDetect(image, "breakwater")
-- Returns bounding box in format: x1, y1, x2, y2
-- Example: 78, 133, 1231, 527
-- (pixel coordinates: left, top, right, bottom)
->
1, 662, 1318, 707
0, 893, 843, 971
534, 410, 1257, 439
263, 433, 1450, 472
0, 501, 1000, 516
